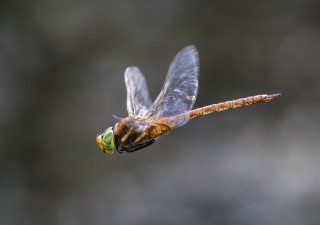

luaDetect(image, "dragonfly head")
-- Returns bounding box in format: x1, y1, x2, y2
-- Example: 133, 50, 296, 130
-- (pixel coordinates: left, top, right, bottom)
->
96, 127, 115, 154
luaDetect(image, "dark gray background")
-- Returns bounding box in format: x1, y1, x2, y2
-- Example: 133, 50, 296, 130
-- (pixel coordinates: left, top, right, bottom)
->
1, 1, 320, 224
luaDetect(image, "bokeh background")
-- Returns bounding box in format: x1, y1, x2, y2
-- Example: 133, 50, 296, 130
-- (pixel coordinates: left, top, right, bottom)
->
1, 0, 320, 224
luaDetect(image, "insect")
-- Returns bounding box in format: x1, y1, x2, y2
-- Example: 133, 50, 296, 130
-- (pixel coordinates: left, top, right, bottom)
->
96, 45, 280, 154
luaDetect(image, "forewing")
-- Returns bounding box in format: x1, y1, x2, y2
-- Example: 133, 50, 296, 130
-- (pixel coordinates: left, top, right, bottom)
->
148, 45, 199, 124
125, 67, 152, 116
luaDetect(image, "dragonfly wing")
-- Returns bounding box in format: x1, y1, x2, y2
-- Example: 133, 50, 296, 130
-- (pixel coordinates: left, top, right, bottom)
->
125, 67, 152, 116
148, 45, 199, 127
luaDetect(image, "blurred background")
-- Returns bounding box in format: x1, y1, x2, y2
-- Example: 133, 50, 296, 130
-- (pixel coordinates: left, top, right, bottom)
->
1, 0, 320, 224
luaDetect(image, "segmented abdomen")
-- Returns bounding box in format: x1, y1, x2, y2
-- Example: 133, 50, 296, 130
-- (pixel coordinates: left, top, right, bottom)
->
189, 93, 280, 119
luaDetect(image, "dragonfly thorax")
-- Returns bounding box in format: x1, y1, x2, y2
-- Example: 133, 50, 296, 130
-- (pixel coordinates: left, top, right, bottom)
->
113, 117, 173, 153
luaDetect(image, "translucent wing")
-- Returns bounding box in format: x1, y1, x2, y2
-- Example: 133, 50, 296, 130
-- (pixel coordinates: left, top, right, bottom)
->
148, 45, 199, 126
125, 67, 152, 117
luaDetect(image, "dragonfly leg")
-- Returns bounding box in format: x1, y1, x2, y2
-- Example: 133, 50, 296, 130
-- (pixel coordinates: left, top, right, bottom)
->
124, 139, 155, 153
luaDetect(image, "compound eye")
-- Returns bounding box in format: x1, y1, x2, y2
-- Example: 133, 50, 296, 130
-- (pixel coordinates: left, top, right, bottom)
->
96, 127, 115, 154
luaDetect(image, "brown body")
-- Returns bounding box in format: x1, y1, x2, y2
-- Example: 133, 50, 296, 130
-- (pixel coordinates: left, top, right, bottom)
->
114, 93, 280, 153
114, 117, 173, 152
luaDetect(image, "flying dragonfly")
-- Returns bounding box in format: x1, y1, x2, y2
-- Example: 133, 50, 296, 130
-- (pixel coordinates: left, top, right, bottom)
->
96, 45, 280, 154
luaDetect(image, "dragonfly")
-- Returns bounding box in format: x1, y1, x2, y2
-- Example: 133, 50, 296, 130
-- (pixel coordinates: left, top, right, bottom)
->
96, 45, 280, 154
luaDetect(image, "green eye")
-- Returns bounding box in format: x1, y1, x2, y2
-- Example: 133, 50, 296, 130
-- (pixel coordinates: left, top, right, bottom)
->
99, 127, 115, 154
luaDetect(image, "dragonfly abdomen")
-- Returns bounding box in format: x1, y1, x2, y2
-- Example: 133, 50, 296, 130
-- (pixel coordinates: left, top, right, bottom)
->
189, 93, 281, 119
